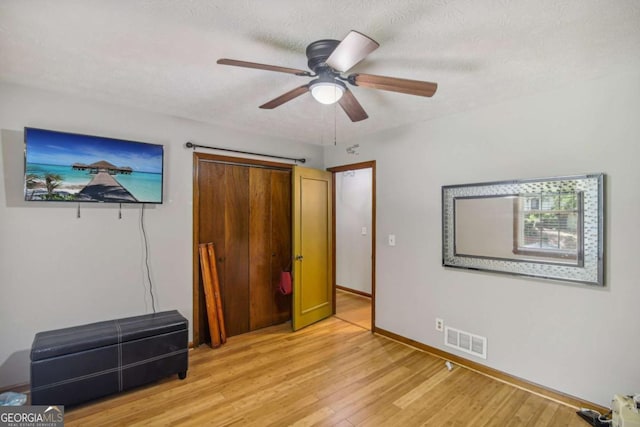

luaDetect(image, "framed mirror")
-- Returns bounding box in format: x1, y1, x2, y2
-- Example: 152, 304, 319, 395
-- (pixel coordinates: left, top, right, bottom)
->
442, 174, 604, 286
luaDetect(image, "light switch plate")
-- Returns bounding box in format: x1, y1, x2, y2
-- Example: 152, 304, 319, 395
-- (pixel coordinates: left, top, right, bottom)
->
388, 234, 396, 246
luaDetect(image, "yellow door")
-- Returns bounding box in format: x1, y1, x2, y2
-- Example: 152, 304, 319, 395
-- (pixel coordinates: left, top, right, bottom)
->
292, 166, 333, 331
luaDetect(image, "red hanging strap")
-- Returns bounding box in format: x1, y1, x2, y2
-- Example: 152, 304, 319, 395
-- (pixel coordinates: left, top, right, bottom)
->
279, 271, 292, 295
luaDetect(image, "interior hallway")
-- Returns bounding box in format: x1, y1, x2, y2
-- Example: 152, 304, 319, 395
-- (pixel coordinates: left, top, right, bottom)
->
335, 288, 371, 330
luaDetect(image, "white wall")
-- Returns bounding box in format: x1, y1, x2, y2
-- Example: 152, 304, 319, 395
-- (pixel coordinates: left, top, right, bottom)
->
335, 169, 372, 294
324, 70, 640, 407
0, 82, 323, 388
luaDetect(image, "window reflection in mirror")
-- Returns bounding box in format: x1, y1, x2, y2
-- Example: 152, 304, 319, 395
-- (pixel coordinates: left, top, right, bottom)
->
513, 191, 583, 264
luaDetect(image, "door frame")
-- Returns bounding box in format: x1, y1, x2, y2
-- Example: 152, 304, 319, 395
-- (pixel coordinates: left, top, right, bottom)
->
192, 152, 293, 346
327, 161, 376, 331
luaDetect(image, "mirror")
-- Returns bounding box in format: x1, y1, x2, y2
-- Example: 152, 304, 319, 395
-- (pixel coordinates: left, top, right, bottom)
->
442, 174, 604, 286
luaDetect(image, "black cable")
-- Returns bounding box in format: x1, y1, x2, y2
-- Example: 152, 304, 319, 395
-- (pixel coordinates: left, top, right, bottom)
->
140, 204, 156, 313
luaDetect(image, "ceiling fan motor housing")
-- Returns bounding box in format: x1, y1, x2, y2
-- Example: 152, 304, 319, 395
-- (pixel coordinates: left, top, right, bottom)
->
305, 39, 340, 72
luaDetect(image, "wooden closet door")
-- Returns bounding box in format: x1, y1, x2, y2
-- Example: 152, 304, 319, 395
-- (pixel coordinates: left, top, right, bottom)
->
271, 170, 292, 324
196, 161, 226, 342
195, 154, 292, 343
249, 168, 273, 329
249, 168, 292, 329
224, 165, 250, 336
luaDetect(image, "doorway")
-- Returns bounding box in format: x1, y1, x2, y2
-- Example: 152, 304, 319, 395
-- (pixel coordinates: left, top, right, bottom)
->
192, 153, 293, 346
328, 161, 376, 331
193, 155, 336, 345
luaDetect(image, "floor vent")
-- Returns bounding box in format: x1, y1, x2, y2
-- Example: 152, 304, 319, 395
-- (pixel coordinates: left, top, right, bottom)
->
444, 326, 487, 359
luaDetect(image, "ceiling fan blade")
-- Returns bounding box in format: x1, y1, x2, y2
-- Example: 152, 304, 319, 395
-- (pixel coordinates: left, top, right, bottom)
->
338, 89, 368, 122
325, 31, 379, 72
259, 85, 310, 109
351, 73, 438, 97
217, 58, 311, 76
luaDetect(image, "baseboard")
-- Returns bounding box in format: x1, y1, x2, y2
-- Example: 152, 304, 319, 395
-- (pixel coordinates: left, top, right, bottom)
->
373, 327, 609, 414
0, 382, 30, 395
336, 285, 371, 298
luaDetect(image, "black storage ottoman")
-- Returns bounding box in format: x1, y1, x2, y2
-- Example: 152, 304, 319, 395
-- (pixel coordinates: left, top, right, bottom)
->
30, 310, 188, 406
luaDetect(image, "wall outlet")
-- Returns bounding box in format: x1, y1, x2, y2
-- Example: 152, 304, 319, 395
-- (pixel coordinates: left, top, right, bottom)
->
435, 318, 444, 332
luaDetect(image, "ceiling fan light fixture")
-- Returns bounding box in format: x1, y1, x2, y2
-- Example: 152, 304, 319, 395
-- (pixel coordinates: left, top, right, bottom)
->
310, 80, 345, 105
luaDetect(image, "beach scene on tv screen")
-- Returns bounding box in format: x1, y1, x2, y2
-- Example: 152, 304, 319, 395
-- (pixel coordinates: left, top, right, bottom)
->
25, 128, 163, 203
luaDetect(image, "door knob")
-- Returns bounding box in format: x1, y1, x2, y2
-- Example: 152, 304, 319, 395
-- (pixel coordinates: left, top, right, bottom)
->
295, 255, 304, 261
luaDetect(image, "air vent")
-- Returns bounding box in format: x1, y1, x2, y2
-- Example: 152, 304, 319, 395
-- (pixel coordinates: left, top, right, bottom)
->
444, 326, 487, 359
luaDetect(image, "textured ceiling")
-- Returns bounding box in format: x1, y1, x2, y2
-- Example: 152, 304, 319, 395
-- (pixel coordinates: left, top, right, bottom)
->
1, 1, 639, 144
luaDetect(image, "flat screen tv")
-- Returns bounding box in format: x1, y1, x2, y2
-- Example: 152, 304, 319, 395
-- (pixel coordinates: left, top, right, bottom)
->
24, 127, 164, 203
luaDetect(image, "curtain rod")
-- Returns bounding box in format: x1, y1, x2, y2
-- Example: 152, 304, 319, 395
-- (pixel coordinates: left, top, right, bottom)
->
185, 142, 306, 164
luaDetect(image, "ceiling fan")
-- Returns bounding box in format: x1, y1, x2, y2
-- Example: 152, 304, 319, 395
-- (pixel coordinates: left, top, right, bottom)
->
217, 30, 438, 122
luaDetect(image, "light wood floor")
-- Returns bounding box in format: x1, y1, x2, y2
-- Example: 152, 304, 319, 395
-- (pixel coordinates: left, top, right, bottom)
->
335, 289, 372, 330
65, 317, 585, 426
